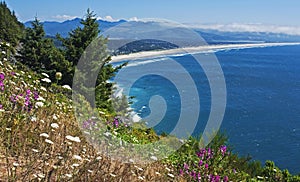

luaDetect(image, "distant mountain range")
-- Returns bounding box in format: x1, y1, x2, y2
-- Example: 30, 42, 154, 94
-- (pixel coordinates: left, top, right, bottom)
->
24, 18, 126, 37
24, 18, 300, 50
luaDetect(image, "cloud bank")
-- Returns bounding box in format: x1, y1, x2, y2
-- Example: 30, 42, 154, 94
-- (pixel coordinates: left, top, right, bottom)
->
187, 23, 300, 36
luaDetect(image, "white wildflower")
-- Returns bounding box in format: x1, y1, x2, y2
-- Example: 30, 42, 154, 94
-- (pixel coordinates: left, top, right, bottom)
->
0, 109, 4, 112
45, 139, 54, 145
150, 156, 158, 161
72, 163, 80, 167
52, 114, 58, 120
138, 176, 144, 180
31, 116, 37, 122
5, 128, 11, 131
3, 58, 7, 61
37, 97, 45, 102
87, 170, 93, 173
62, 85, 71, 90
40, 133, 49, 138
65, 174, 72, 178
41, 73, 49, 78
155, 172, 161, 175
257, 176, 264, 179
1, 51, 5, 54
28, 75, 32, 79
167, 173, 174, 178
165, 167, 171, 172
73, 155, 82, 161
41, 78, 51, 83
103, 132, 112, 137
40, 86, 47, 92
35, 102, 44, 108
13, 162, 20, 167
110, 173, 116, 177
96, 156, 102, 160
50, 123, 59, 129
66, 135, 81, 143
37, 173, 45, 178
129, 159, 134, 163
32, 149, 39, 153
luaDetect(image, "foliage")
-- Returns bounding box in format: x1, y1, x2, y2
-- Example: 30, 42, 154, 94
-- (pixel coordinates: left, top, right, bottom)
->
0, 2, 24, 47
20, 18, 71, 82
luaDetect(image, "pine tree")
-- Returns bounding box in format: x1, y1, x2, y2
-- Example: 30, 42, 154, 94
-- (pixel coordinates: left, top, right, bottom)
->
58, 9, 126, 112
0, 1, 24, 47
20, 18, 70, 82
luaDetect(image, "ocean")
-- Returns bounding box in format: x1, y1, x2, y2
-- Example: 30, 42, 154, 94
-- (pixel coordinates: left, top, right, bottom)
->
112, 44, 300, 173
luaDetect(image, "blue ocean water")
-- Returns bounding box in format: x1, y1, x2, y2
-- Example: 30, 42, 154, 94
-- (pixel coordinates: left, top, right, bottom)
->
113, 45, 300, 173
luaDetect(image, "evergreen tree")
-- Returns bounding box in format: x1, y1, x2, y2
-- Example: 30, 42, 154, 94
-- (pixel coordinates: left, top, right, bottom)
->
58, 9, 126, 112
20, 18, 71, 82
0, 1, 24, 47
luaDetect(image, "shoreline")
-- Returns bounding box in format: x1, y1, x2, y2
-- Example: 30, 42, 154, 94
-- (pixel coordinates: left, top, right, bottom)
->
111, 42, 300, 63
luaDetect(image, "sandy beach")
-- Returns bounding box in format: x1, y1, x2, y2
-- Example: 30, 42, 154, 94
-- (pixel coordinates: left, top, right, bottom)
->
111, 42, 300, 63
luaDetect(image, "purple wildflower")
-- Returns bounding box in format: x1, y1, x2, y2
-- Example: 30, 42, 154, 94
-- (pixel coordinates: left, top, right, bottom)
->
223, 176, 229, 182
205, 163, 209, 169
33, 91, 39, 100
220, 145, 227, 156
0, 73, 4, 81
198, 160, 203, 167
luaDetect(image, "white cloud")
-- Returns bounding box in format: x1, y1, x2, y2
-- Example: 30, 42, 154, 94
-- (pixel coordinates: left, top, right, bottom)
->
128, 17, 139, 22
52, 15, 78, 21
97, 15, 120, 22
187, 23, 300, 36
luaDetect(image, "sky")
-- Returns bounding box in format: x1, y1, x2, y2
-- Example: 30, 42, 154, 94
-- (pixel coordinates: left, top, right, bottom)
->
5, 0, 300, 34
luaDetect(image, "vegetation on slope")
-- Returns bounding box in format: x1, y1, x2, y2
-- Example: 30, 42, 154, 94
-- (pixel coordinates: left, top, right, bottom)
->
1, 3, 300, 181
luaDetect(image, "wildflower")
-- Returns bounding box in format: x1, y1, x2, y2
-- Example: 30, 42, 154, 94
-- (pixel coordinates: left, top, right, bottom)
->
223, 176, 229, 182
32, 149, 39, 153
205, 163, 209, 169
62, 85, 71, 90
35, 102, 44, 108
53, 114, 58, 120
40, 86, 47, 92
73, 155, 82, 160
220, 145, 227, 156
31, 116, 37, 122
155, 172, 161, 175
55, 72, 62, 80
257, 176, 264, 179
5, 128, 11, 131
0, 73, 4, 81
45, 139, 53, 145
41, 73, 49, 78
13, 162, 20, 167
50, 123, 59, 129
66, 135, 81, 143
150, 156, 158, 161
96, 156, 102, 160
37, 97, 45, 102
167, 173, 174, 178
198, 160, 203, 166
110, 173, 116, 177
41, 78, 51, 83
33, 91, 39, 100
138, 176, 144, 180
37, 173, 45, 178
40, 133, 49, 138
65, 174, 72, 178
87, 170, 93, 173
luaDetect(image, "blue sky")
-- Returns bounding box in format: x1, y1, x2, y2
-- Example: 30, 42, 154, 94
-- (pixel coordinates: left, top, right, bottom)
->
6, 0, 300, 26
